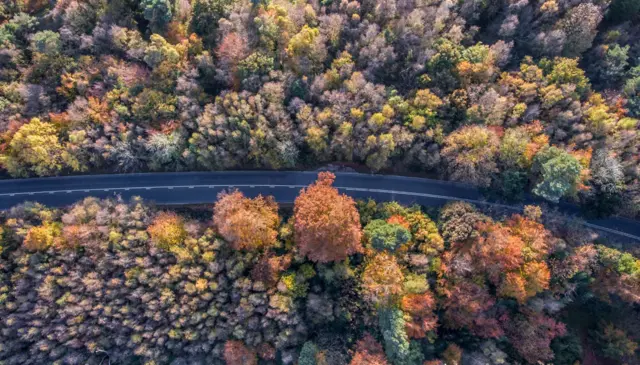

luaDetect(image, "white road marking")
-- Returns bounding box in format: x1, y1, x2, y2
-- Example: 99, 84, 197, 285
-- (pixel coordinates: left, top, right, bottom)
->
582, 222, 640, 241
1, 184, 638, 241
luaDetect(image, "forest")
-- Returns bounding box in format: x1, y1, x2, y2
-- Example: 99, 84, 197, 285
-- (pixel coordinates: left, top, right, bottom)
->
1, 0, 640, 363
0, 172, 638, 365
1, 0, 640, 216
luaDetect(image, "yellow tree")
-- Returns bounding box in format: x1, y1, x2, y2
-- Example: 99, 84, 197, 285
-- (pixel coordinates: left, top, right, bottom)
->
1, 118, 80, 177
361, 252, 405, 307
147, 212, 187, 250
24, 222, 62, 251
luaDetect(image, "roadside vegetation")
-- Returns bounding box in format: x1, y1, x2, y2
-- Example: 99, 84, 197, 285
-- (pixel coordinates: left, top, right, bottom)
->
0, 173, 638, 364
1, 0, 640, 217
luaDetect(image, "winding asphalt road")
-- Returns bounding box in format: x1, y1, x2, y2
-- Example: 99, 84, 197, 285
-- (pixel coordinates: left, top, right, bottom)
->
1, 171, 640, 241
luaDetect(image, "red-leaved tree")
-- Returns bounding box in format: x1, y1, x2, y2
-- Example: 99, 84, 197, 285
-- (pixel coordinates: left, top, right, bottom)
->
349, 333, 389, 365
441, 279, 503, 338
401, 292, 438, 338
502, 311, 566, 364
223, 340, 257, 365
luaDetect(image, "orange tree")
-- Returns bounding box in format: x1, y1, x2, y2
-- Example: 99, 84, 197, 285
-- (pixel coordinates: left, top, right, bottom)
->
293, 172, 363, 262
213, 190, 280, 251
349, 333, 389, 365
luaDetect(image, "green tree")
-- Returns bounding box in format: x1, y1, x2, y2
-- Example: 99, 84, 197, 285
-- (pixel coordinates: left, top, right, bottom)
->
143, 33, 180, 68
141, 0, 172, 33
190, 0, 231, 47
498, 170, 528, 202
608, 0, 640, 22
286, 25, 326, 74
30, 30, 61, 55
533, 147, 582, 203
599, 44, 629, 87
546, 58, 590, 98
551, 334, 583, 365
364, 133, 396, 172
379, 308, 410, 365
0, 12, 37, 47
298, 341, 319, 365
425, 38, 462, 92
364, 219, 411, 252
624, 73, 640, 117
131, 88, 177, 124
237, 52, 274, 80
592, 323, 638, 360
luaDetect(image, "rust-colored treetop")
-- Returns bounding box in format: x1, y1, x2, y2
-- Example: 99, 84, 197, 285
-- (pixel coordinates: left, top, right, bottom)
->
349, 333, 389, 365
293, 171, 363, 263
223, 340, 257, 365
213, 190, 280, 251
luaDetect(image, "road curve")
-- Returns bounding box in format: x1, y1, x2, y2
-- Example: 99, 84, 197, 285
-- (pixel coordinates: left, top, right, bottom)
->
1, 171, 639, 241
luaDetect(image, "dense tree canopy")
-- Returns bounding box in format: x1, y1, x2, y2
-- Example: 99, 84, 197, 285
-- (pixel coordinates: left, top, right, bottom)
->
0, 174, 638, 365
0, 0, 639, 217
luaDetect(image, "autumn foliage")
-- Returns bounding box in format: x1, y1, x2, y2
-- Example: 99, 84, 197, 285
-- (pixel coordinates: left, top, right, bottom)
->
3, 194, 640, 365
400, 292, 438, 338
223, 340, 257, 365
441, 344, 463, 365
465, 215, 552, 303
147, 212, 187, 249
251, 253, 292, 286
349, 334, 389, 365
361, 252, 405, 307
440, 279, 503, 338
213, 190, 280, 251
1, 0, 640, 357
502, 311, 566, 364
293, 172, 363, 262
24, 222, 62, 251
